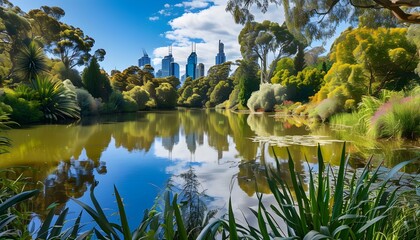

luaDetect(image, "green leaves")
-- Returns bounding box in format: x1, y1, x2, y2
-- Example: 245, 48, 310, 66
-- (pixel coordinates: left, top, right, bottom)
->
15, 42, 48, 81
30, 76, 80, 120
208, 143, 418, 239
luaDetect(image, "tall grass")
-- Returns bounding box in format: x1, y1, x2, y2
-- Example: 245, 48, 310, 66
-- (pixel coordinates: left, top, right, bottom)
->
331, 89, 420, 140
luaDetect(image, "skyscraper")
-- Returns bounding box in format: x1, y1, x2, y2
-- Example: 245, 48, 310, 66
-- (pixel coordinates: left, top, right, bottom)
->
186, 43, 197, 80
196, 63, 205, 78
215, 40, 226, 65
138, 50, 151, 68
170, 62, 180, 79
161, 46, 174, 77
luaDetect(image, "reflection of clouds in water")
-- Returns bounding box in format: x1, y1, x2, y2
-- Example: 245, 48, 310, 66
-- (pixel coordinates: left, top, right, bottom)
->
154, 133, 264, 222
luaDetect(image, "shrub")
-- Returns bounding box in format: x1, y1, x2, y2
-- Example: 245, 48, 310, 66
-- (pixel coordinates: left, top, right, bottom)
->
185, 93, 202, 108
75, 88, 100, 116
156, 82, 177, 109
247, 83, 286, 112
310, 97, 341, 121
30, 76, 80, 121
227, 87, 240, 109
123, 86, 150, 110
209, 80, 233, 107
1, 88, 43, 124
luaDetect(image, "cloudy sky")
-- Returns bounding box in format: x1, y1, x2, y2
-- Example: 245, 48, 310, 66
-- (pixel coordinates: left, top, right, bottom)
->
13, 0, 284, 76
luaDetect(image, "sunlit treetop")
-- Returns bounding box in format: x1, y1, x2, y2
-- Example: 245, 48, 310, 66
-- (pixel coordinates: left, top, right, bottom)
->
226, 0, 420, 43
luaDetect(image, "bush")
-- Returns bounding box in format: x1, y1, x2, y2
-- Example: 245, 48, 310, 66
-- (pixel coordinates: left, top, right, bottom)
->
227, 87, 240, 109
123, 86, 150, 110
1, 88, 43, 124
156, 82, 177, 109
185, 93, 203, 108
30, 77, 80, 121
75, 88, 100, 116
209, 80, 233, 107
101, 91, 138, 113
310, 97, 341, 122
247, 83, 286, 112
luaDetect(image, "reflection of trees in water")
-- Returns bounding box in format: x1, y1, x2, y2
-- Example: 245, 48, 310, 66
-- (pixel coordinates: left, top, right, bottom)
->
40, 159, 105, 217
238, 144, 312, 197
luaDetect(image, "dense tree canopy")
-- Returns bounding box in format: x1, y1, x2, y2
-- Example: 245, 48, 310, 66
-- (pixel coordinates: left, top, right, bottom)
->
227, 0, 420, 43
238, 20, 297, 83
313, 27, 419, 108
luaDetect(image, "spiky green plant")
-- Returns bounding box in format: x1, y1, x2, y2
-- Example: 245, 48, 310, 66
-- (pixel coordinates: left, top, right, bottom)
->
0, 189, 39, 238
206, 143, 418, 239
0, 112, 12, 154
30, 76, 80, 121
15, 42, 48, 82
73, 184, 189, 239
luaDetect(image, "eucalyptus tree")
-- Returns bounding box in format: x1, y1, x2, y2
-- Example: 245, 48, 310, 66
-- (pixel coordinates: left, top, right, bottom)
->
238, 20, 298, 84
0, 5, 31, 79
227, 0, 420, 43
53, 23, 105, 70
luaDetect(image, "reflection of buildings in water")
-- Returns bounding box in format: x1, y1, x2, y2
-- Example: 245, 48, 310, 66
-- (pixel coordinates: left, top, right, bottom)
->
186, 133, 197, 155
162, 134, 180, 159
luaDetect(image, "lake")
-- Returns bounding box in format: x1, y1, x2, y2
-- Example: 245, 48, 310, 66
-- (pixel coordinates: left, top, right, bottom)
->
0, 109, 419, 231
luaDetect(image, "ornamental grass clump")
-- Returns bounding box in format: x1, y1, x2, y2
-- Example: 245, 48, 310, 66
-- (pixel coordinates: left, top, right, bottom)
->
203, 143, 418, 239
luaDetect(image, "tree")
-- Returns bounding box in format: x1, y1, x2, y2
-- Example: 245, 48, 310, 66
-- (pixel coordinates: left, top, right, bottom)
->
313, 27, 419, 105
235, 59, 260, 106
0, 5, 32, 79
82, 57, 112, 101
209, 80, 233, 106
227, 0, 420, 43
238, 21, 298, 84
27, 8, 61, 46
281, 67, 325, 102
155, 82, 177, 109
53, 23, 105, 70
407, 24, 420, 77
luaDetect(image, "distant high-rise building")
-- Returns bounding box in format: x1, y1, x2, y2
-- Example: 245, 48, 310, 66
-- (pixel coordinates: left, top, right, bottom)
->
196, 63, 205, 78
186, 43, 197, 80
138, 50, 151, 68
170, 62, 180, 79
156, 69, 163, 78
161, 46, 174, 77
215, 40, 226, 65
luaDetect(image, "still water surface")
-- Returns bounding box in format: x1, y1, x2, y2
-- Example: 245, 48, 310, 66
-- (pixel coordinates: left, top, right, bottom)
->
1, 109, 418, 230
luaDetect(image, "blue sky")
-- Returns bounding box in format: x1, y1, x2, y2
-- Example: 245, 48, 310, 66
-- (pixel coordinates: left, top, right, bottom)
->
13, 0, 286, 76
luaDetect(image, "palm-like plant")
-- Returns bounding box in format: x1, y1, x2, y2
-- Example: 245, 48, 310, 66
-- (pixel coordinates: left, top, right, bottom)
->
15, 42, 48, 82
31, 76, 80, 120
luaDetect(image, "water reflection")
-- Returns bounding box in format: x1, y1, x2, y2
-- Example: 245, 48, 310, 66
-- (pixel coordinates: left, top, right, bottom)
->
0, 110, 418, 222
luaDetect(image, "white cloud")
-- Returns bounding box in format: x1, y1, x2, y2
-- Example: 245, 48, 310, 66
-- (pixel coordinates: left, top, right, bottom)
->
149, 16, 159, 21
182, 0, 211, 10
152, 0, 285, 77
158, 9, 172, 16
174, 3, 183, 7
164, 3, 171, 8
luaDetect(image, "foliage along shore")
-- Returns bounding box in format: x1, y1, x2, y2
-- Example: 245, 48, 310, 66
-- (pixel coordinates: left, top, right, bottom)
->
1, 2, 419, 140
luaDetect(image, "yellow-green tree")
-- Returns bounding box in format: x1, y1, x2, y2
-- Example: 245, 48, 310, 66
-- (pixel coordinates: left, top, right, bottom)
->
313, 27, 419, 108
